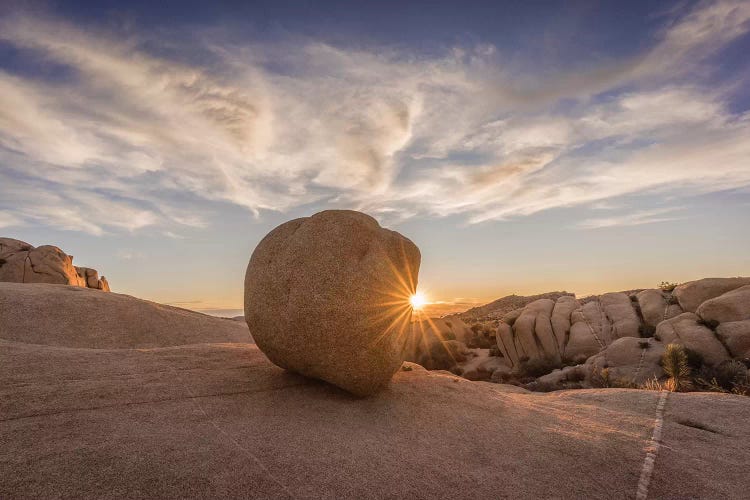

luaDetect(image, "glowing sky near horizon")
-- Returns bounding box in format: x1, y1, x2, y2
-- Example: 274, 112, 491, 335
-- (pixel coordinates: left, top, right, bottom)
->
1, 0, 749, 316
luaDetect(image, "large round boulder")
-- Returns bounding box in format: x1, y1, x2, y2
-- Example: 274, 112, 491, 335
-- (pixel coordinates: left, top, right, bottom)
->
244, 210, 421, 396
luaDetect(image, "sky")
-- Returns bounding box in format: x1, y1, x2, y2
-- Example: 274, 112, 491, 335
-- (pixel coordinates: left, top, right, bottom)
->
1, 0, 749, 317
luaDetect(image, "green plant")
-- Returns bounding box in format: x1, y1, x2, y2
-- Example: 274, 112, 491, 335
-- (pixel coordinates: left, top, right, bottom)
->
696, 360, 748, 393
658, 281, 678, 292
661, 344, 692, 392
641, 376, 665, 391
591, 368, 611, 388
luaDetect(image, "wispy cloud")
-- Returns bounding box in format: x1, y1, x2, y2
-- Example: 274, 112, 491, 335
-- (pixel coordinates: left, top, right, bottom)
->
577, 207, 685, 229
0, 0, 749, 234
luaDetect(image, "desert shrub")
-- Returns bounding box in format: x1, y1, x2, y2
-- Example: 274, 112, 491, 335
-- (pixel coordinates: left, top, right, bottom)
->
658, 281, 678, 292
488, 346, 501, 357
638, 324, 656, 338
518, 357, 559, 378
441, 329, 456, 341
683, 347, 704, 371
697, 317, 720, 330
641, 376, 666, 391
524, 380, 558, 393
467, 322, 495, 348
661, 344, 692, 392
590, 368, 611, 388
696, 360, 748, 393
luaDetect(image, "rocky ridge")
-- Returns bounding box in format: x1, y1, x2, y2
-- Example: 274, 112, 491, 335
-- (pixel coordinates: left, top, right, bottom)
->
0, 237, 110, 291
408, 277, 750, 391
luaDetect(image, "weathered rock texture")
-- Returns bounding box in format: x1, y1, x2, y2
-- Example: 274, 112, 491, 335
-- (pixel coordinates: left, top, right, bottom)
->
585, 337, 666, 386
716, 321, 750, 359
696, 285, 750, 325
673, 277, 750, 313
655, 312, 730, 366
0, 282, 252, 348
244, 210, 421, 396
0, 237, 110, 291
3, 283, 750, 499
480, 277, 749, 381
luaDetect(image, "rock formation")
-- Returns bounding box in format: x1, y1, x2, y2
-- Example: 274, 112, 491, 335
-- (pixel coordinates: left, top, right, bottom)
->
673, 277, 750, 313
244, 210, 421, 396
0, 237, 110, 291
584, 337, 666, 386
654, 313, 730, 366
414, 277, 750, 390
0, 282, 251, 348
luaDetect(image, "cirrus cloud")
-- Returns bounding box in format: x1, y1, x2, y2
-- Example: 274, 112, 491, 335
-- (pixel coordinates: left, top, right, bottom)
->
0, 0, 749, 235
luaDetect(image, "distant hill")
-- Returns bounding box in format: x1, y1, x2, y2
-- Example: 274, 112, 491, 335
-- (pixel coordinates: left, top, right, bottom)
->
448, 291, 574, 322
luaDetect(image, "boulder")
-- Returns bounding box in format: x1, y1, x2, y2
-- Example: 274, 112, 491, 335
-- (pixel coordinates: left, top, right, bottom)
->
565, 293, 641, 363
566, 301, 608, 363
496, 321, 520, 368
600, 292, 641, 340
0, 237, 110, 291
501, 307, 524, 325
0, 237, 32, 282
511, 298, 559, 365
655, 312, 730, 366
535, 364, 586, 389
551, 295, 579, 354
715, 321, 750, 359
458, 348, 510, 381
244, 210, 421, 396
636, 289, 683, 331
696, 285, 750, 325
673, 277, 750, 313
585, 337, 666, 386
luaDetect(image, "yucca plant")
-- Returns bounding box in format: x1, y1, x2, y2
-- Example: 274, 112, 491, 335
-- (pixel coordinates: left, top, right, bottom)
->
662, 344, 692, 392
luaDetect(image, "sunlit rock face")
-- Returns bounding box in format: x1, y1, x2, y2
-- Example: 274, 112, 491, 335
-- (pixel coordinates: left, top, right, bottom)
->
0, 237, 110, 291
244, 210, 421, 396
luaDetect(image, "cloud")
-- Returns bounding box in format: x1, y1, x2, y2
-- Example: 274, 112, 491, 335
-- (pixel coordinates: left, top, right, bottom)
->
0, 0, 749, 234
577, 207, 685, 229
0, 211, 22, 229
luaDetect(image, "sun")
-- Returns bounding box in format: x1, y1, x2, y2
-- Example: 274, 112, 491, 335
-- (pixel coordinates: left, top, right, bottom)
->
409, 291, 427, 310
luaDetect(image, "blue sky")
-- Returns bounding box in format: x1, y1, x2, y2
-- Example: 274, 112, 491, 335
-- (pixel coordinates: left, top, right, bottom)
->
1, 0, 749, 315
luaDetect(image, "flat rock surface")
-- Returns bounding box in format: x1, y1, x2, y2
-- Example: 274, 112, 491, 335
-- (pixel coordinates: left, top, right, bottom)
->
2, 339, 750, 499
0, 283, 252, 348
2, 282, 749, 499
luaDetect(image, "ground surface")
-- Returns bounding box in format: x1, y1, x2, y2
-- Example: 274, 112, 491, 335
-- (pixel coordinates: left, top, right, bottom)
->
1, 284, 749, 499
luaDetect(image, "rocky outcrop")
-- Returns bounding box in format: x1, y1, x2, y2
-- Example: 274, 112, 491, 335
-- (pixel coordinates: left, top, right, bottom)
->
585, 337, 666, 386
0, 237, 110, 291
716, 320, 750, 359
454, 291, 573, 322
0, 282, 251, 348
497, 291, 653, 372
636, 288, 683, 331
244, 210, 421, 397
696, 285, 750, 325
673, 277, 750, 313
654, 312, 730, 366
